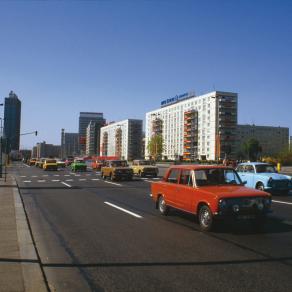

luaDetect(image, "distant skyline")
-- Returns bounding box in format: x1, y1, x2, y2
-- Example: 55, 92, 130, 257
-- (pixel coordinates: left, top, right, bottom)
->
0, 0, 291, 149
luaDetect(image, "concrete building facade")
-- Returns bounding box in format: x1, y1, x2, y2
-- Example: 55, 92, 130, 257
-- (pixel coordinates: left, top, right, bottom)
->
34, 141, 61, 158
61, 129, 79, 159
237, 124, 289, 156
86, 121, 101, 156
145, 91, 238, 161
100, 119, 143, 160
78, 112, 105, 154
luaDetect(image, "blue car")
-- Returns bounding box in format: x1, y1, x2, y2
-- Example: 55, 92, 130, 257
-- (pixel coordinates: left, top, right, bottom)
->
236, 162, 292, 195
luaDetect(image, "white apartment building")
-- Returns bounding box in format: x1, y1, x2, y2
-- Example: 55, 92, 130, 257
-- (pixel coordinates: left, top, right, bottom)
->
145, 91, 238, 161
100, 119, 143, 160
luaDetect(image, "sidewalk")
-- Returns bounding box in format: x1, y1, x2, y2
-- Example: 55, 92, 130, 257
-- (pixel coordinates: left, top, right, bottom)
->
0, 175, 47, 292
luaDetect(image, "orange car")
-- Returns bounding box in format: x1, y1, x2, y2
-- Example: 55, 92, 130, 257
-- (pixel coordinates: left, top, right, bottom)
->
91, 156, 119, 170
151, 165, 272, 231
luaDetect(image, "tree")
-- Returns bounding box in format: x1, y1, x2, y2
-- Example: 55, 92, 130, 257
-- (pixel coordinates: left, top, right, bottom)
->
147, 135, 164, 161
243, 138, 261, 161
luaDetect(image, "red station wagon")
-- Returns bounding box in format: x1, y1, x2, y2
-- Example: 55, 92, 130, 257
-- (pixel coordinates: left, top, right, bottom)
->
151, 165, 272, 231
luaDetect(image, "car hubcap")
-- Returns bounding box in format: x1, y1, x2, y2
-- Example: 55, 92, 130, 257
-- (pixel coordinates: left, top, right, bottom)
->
159, 198, 165, 212
200, 209, 211, 227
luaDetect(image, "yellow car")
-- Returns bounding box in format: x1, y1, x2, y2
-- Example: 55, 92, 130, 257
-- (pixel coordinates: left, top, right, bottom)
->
28, 158, 37, 166
131, 160, 159, 177
43, 159, 58, 171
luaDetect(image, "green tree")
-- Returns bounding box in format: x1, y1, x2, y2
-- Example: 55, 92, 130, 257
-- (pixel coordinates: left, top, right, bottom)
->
243, 138, 262, 161
147, 135, 164, 161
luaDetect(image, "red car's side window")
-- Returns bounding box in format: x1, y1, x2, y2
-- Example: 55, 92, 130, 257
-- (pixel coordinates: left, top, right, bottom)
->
167, 169, 180, 183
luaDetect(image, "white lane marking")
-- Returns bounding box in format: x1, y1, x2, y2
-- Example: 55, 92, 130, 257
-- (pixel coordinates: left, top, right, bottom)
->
64, 175, 70, 177
52, 179, 60, 182
104, 202, 142, 219
103, 181, 122, 187
70, 172, 75, 175
79, 179, 86, 181
20, 176, 26, 178
143, 180, 151, 183
61, 182, 72, 188
152, 178, 160, 180
65, 179, 73, 182
53, 175, 60, 177
75, 174, 81, 177
140, 177, 148, 180
91, 178, 100, 181
31, 175, 38, 178
24, 164, 30, 168
42, 175, 49, 177
272, 200, 292, 206
37, 180, 46, 182
23, 180, 32, 183
86, 174, 91, 176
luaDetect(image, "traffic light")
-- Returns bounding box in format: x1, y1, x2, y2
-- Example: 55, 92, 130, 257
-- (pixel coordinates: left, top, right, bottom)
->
35, 131, 38, 136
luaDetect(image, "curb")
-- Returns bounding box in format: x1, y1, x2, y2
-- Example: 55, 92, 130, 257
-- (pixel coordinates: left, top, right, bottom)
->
13, 177, 48, 292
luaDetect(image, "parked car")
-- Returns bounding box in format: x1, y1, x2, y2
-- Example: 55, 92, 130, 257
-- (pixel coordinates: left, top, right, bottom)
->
71, 159, 87, 172
43, 159, 58, 171
131, 160, 159, 177
151, 165, 272, 231
101, 160, 133, 181
236, 162, 292, 195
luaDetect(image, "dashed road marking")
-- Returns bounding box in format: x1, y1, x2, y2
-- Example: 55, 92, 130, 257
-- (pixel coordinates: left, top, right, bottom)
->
86, 174, 91, 176
23, 180, 32, 183
79, 179, 86, 181
104, 202, 142, 219
42, 175, 49, 177
91, 178, 100, 181
32, 176, 38, 178
64, 175, 70, 177
53, 175, 60, 177
61, 182, 72, 188
52, 179, 60, 182
272, 200, 292, 206
103, 181, 122, 187
20, 176, 26, 178
65, 179, 73, 182
37, 180, 46, 182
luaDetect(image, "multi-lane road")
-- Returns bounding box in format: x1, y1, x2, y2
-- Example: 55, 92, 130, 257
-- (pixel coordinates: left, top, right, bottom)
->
9, 162, 292, 291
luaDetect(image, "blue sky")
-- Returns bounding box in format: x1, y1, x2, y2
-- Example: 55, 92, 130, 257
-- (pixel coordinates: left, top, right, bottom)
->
0, 0, 291, 148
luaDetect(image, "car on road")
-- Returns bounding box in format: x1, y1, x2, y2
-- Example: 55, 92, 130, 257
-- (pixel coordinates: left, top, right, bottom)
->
28, 158, 37, 166
57, 160, 66, 169
43, 159, 58, 171
38, 158, 46, 168
71, 159, 87, 172
151, 165, 272, 231
131, 160, 159, 177
236, 162, 292, 195
101, 160, 133, 181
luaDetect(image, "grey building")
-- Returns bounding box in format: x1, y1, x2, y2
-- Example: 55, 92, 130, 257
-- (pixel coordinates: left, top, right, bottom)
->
4, 91, 21, 151
35, 141, 61, 158
61, 129, 79, 159
86, 121, 101, 156
78, 112, 105, 154
237, 124, 289, 157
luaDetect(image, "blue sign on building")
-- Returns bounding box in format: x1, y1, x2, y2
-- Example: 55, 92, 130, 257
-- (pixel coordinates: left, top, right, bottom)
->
160, 92, 194, 108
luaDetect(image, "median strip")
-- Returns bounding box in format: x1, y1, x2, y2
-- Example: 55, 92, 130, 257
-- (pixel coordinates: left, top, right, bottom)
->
272, 200, 292, 206
104, 202, 142, 219
61, 182, 72, 188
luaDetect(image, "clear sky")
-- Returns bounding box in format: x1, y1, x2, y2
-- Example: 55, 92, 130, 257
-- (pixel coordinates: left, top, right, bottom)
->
0, 0, 291, 149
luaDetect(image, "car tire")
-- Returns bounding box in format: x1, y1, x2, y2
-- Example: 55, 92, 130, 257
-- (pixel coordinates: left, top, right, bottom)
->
101, 172, 106, 180
198, 205, 214, 231
256, 182, 265, 191
138, 171, 143, 177
158, 196, 169, 216
110, 173, 115, 181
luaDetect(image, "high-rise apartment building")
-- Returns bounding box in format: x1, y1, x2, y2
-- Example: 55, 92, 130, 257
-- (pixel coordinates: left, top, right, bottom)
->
86, 121, 101, 156
35, 141, 61, 158
78, 112, 105, 154
61, 129, 79, 159
4, 91, 21, 151
100, 119, 143, 160
237, 125, 289, 156
145, 91, 238, 161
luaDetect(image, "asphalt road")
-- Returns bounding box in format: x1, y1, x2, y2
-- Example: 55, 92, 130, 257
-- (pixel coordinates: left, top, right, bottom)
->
9, 162, 292, 291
